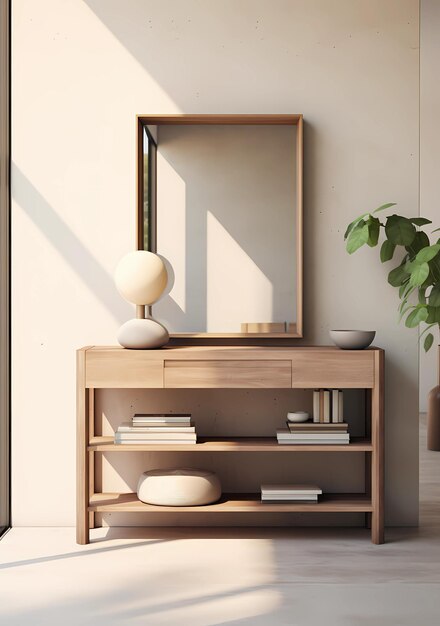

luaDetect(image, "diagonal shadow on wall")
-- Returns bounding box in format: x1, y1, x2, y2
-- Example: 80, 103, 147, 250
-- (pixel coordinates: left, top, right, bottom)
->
12, 163, 132, 324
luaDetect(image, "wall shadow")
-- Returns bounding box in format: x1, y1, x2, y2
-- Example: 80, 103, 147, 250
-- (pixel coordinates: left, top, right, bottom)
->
12, 164, 132, 324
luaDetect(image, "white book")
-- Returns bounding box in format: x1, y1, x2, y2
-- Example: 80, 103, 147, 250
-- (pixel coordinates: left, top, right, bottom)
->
313, 390, 320, 423
117, 422, 195, 433
323, 390, 331, 423
331, 390, 339, 424
261, 495, 318, 501
261, 484, 322, 495
115, 432, 197, 441
114, 439, 196, 445
133, 415, 191, 423
338, 390, 344, 423
276, 430, 349, 439
277, 439, 349, 445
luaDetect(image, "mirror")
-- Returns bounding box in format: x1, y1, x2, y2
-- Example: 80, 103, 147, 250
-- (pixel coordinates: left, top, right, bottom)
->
137, 115, 303, 338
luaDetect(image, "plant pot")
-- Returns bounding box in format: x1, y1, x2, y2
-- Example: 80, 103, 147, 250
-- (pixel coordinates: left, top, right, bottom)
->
427, 346, 440, 451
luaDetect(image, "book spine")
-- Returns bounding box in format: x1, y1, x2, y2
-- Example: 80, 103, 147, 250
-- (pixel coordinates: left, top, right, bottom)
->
323, 390, 330, 423
338, 390, 344, 423
331, 389, 339, 424
313, 390, 320, 423
319, 389, 324, 424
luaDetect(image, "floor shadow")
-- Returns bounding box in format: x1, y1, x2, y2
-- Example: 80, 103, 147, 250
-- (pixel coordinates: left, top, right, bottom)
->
0, 538, 171, 570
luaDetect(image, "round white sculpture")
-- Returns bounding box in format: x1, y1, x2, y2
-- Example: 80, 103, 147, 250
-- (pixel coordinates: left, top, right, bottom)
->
117, 318, 169, 350
137, 468, 222, 507
115, 251, 168, 305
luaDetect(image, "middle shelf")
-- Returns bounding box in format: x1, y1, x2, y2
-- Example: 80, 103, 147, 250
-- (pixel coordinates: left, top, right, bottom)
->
88, 436, 372, 452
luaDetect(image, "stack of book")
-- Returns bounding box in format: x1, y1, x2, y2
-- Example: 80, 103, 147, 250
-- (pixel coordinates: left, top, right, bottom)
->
114, 413, 196, 445
261, 484, 322, 503
277, 421, 350, 444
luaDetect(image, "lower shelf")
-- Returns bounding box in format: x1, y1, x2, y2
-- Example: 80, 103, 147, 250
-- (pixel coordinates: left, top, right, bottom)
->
89, 492, 373, 513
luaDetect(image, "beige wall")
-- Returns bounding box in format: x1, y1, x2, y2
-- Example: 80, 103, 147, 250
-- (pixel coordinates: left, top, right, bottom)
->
420, 0, 440, 411
12, 0, 419, 526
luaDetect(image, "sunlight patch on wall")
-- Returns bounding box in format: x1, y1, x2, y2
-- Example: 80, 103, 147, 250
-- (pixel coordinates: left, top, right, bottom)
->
207, 211, 273, 333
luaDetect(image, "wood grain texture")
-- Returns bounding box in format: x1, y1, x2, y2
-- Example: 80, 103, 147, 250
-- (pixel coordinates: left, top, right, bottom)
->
291, 350, 375, 388
241, 322, 287, 333
164, 360, 292, 388
371, 350, 385, 544
78, 344, 384, 544
88, 436, 373, 452
76, 348, 90, 544
137, 114, 302, 125
136, 113, 303, 340
86, 350, 164, 388
89, 492, 373, 513
295, 115, 303, 337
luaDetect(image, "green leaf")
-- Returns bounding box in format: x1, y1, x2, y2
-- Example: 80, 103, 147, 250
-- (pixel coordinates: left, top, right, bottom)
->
344, 214, 369, 240
373, 202, 396, 214
418, 287, 427, 304
346, 223, 369, 254
429, 284, 440, 307
410, 217, 432, 227
399, 303, 413, 322
380, 240, 396, 263
409, 262, 430, 287
405, 306, 429, 328
409, 231, 430, 254
426, 306, 440, 324
367, 217, 380, 247
415, 244, 440, 264
424, 332, 434, 352
432, 227, 440, 234
389, 265, 410, 287
385, 215, 416, 246
399, 281, 411, 298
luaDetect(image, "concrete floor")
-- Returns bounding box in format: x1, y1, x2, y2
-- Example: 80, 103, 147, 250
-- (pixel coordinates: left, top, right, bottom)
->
0, 415, 439, 626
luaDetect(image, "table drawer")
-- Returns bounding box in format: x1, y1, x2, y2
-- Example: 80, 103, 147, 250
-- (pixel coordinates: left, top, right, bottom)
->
291, 351, 375, 388
164, 360, 292, 388
86, 351, 163, 388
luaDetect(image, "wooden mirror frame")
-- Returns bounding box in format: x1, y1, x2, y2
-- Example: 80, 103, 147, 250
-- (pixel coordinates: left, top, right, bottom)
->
136, 114, 303, 339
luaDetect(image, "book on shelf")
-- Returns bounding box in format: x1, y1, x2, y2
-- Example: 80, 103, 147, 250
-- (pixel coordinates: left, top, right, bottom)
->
114, 438, 196, 445
115, 413, 197, 444
313, 389, 320, 423
261, 484, 322, 495
287, 422, 348, 433
276, 428, 349, 444
115, 431, 197, 441
261, 484, 322, 502
261, 494, 319, 501
311, 389, 345, 424
133, 413, 191, 424
117, 421, 195, 433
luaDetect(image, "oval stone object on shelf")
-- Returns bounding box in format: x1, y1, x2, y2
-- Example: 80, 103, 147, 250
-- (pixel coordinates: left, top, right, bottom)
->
137, 468, 222, 506
117, 318, 169, 349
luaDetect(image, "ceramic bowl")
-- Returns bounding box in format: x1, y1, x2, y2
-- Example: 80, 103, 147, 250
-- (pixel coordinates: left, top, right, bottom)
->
287, 411, 310, 423
329, 330, 376, 350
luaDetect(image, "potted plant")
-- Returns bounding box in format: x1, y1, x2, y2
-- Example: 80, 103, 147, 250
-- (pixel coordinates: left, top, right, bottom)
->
344, 203, 440, 449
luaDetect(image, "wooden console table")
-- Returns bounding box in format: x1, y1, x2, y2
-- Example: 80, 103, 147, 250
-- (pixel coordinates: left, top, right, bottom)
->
77, 345, 384, 544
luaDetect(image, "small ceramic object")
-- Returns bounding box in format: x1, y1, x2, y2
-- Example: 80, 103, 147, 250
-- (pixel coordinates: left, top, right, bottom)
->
117, 318, 169, 349
287, 411, 310, 423
329, 330, 376, 350
137, 468, 222, 506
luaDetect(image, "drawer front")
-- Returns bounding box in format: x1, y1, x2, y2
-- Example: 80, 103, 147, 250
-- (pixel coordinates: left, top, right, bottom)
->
86, 352, 163, 388
164, 360, 292, 388
291, 351, 375, 388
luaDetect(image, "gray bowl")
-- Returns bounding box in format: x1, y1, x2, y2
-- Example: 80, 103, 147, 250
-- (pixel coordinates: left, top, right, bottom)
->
329, 330, 376, 350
